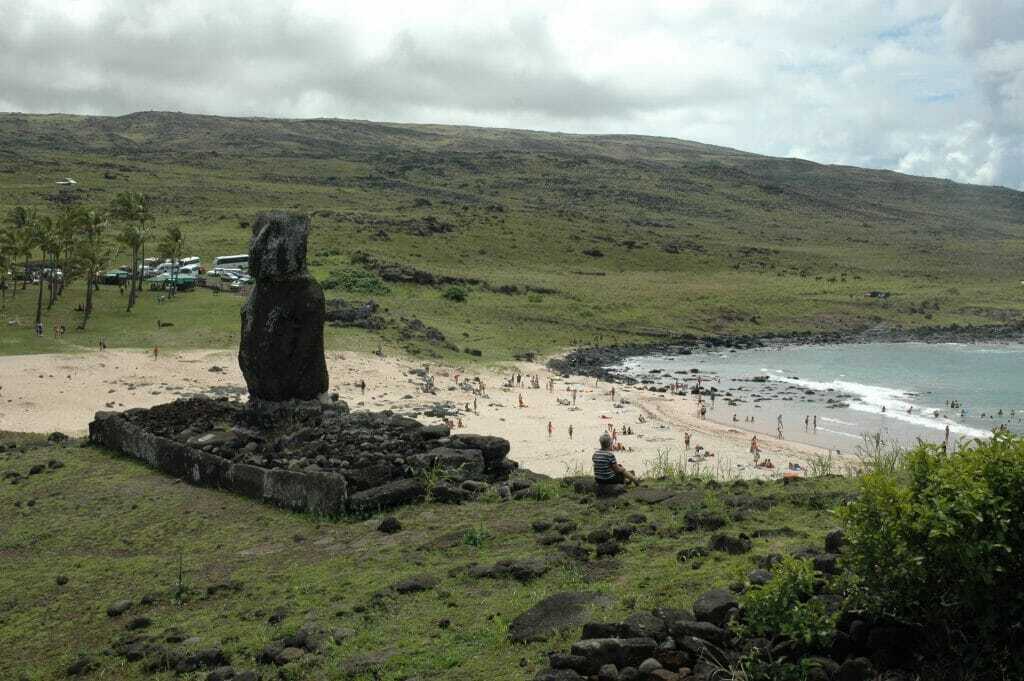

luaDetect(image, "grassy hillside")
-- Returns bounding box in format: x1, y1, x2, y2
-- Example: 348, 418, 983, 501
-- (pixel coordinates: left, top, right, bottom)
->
0, 433, 852, 680
2, 111, 1023, 359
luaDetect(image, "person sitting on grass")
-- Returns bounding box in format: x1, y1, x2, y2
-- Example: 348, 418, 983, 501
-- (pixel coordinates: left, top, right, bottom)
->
593, 433, 638, 488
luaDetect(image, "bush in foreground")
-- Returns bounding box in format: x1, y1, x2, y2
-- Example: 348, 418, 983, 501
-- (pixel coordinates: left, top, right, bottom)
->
842, 432, 1024, 674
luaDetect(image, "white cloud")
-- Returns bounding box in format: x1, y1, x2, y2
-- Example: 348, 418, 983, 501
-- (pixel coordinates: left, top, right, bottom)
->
0, 0, 1022, 189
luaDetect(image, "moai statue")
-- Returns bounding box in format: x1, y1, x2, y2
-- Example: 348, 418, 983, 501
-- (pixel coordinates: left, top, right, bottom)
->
238, 212, 329, 402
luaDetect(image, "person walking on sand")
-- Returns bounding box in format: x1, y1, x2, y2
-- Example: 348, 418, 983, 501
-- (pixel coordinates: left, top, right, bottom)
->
776, 414, 784, 440
518, 393, 526, 408
813, 415, 817, 432
568, 425, 574, 439
684, 431, 691, 449
750, 436, 760, 464
572, 389, 577, 407
593, 433, 639, 488
547, 421, 553, 437
153, 346, 159, 360
804, 415, 809, 431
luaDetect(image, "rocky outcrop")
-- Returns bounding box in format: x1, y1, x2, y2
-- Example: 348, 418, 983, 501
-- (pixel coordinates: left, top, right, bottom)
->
239, 212, 329, 402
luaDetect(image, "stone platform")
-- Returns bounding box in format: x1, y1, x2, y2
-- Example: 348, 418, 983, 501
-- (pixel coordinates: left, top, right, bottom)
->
89, 397, 516, 516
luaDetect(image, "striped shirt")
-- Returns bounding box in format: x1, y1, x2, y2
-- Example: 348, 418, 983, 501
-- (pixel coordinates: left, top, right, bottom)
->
592, 449, 618, 481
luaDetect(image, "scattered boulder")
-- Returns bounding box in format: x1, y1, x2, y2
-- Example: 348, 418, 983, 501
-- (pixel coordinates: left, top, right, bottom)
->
469, 559, 549, 582
692, 589, 738, 628
107, 599, 133, 617
508, 592, 614, 643
825, 528, 846, 554
709, 533, 752, 555
391, 574, 438, 594
377, 516, 402, 534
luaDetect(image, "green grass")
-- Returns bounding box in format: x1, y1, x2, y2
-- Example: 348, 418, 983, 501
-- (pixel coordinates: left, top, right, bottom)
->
0, 434, 854, 679
2, 111, 1023, 361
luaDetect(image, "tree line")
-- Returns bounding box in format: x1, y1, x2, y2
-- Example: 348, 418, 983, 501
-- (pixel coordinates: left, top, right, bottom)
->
0, 191, 186, 330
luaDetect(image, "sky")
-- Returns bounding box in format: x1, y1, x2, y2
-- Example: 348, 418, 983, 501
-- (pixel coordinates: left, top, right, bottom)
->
1, 1, 1022, 190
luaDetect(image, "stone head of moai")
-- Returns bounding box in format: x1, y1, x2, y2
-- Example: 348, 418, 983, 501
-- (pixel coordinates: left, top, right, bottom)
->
239, 211, 329, 403
248, 211, 310, 281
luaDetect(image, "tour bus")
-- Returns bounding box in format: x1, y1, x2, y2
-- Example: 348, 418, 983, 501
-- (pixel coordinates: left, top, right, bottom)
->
212, 254, 249, 276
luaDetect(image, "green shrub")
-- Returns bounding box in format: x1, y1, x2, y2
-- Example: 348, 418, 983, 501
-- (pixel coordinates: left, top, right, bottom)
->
321, 268, 390, 295
736, 557, 836, 649
841, 433, 1024, 638
442, 285, 468, 302
462, 524, 490, 547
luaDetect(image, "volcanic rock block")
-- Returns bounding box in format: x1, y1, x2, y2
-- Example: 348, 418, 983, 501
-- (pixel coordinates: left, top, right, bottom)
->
239, 212, 329, 402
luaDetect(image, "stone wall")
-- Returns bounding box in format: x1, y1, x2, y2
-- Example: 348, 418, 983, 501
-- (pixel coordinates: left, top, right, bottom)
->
90, 412, 349, 516
88, 399, 517, 516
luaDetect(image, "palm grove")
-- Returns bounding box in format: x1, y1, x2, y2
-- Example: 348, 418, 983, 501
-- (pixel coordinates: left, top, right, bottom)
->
0, 191, 186, 331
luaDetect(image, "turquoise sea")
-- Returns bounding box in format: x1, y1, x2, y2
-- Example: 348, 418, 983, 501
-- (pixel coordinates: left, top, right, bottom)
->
612, 342, 1024, 453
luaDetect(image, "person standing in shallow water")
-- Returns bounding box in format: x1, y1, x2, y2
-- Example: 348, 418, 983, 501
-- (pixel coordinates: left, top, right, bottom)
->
593, 433, 638, 488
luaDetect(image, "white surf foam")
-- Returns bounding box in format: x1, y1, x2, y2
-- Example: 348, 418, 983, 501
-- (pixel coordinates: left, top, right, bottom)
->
770, 375, 992, 440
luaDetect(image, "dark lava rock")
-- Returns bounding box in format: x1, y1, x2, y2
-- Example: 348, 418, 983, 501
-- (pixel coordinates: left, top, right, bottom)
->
392, 574, 438, 594
555, 543, 592, 562
377, 516, 402, 534
669, 619, 729, 645
747, 569, 772, 586
56, 575, 69, 586
534, 670, 583, 681
175, 648, 227, 673
238, 212, 329, 402
683, 510, 728, 531
469, 559, 549, 582
107, 599, 133, 617
709, 533, 752, 555
814, 553, 840, 575
595, 541, 622, 558
825, 528, 846, 553
349, 478, 426, 513
676, 546, 708, 563
568, 637, 659, 675
65, 656, 99, 676
692, 589, 738, 627
125, 616, 152, 630
508, 592, 614, 643
838, 656, 874, 681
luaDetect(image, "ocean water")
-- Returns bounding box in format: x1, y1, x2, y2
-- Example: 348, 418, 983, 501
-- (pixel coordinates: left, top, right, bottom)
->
611, 342, 1024, 452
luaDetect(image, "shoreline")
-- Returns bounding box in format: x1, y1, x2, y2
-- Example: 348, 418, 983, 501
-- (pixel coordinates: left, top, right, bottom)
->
546, 322, 1024, 382
0, 349, 836, 480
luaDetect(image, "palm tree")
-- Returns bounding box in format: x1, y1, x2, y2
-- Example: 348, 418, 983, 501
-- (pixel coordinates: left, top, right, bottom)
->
32, 215, 56, 328
6, 206, 36, 296
110, 192, 152, 312
72, 209, 111, 330
158, 226, 185, 298
52, 206, 82, 306
0, 225, 14, 309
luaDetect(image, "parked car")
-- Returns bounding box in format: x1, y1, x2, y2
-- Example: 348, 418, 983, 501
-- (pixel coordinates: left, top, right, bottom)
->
101, 268, 132, 285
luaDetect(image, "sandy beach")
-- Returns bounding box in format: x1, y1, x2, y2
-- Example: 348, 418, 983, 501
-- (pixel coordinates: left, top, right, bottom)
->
0, 349, 847, 479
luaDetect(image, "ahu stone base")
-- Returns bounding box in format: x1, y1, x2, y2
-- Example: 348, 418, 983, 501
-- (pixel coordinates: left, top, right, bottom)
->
89, 397, 517, 516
